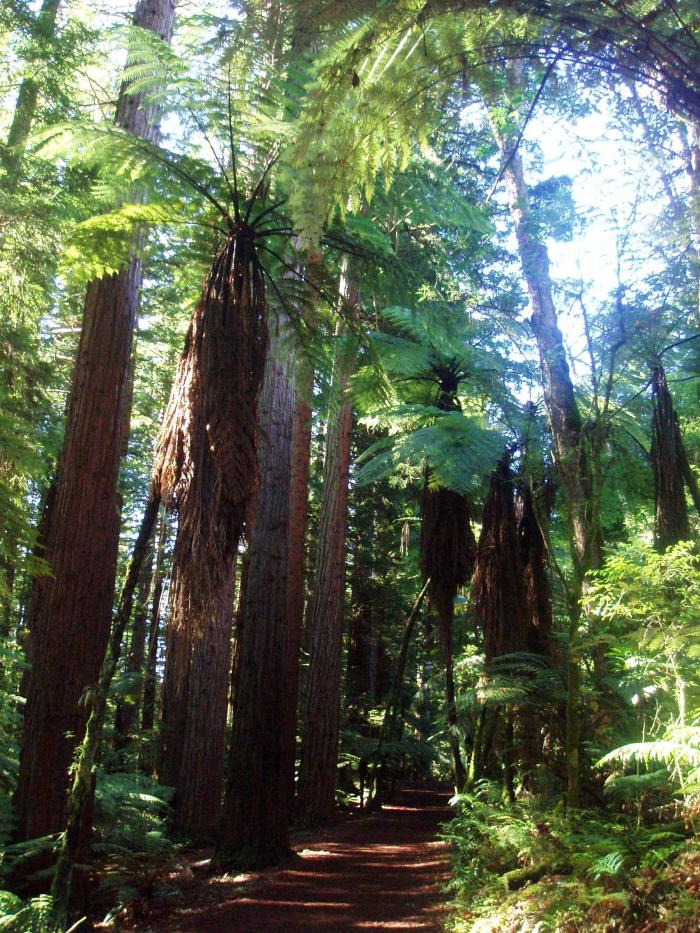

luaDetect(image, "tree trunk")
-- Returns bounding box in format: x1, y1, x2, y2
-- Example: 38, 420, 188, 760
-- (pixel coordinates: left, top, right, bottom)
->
173, 567, 235, 838
487, 81, 602, 808
157, 614, 191, 787
651, 362, 692, 550
50, 492, 160, 927
683, 121, 700, 319
284, 388, 312, 809
1, 0, 62, 188
371, 579, 430, 807
139, 514, 167, 772
347, 570, 374, 706
141, 571, 163, 738
440, 602, 467, 790
296, 283, 357, 824
114, 543, 154, 750
214, 332, 297, 869
14, 0, 176, 843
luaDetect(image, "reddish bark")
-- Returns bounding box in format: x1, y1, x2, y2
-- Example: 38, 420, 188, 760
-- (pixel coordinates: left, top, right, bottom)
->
284, 391, 312, 806
174, 569, 235, 838
14, 0, 176, 842
519, 484, 555, 656
157, 614, 191, 788
297, 293, 357, 823
651, 363, 692, 550
472, 457, 529, 664
139, 520, 166, 774
114, 544, 154, 749
215, 340, 296, 868
15, 266, 144, 841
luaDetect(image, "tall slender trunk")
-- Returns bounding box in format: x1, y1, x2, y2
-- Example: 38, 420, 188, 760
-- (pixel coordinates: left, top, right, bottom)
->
50, 492, 160, 926
14, 0, 176, 842
284, 387, 312, 808
141, 571, 164, 737
683, 121, 700, 319
114, 543, 154, 749
140, 514, 167, 772
347, 566, 374, 704
438, 602, 467, 790
173, 566, 235, 838
372, 579, 430, 806
214, 328, 297, 868
157, 616, 191, 787
651, 362, 694, 550
296, 283, 357, 823
1, 0, 62, 188
487, 79, 602, 807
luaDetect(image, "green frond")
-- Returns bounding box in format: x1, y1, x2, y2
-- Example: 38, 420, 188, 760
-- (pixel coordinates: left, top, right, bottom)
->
356, 406, 502, 492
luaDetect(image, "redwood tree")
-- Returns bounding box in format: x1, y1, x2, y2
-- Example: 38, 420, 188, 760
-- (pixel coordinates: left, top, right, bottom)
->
486, 69, 603, 806
296, 281, 358, 824
14, 0, 177, 842
174, 568, 235, 837
215, 329, 297, 867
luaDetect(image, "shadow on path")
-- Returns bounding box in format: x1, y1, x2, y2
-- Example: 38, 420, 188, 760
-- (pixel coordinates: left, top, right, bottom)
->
140, 781, 452, 932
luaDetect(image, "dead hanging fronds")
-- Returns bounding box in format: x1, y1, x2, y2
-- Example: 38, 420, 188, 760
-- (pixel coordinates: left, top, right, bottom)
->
651, 362, 691, 551
518, 482, 554, 658
153, 223, 268, 637
419, 477, 476, 651
472, 453, 528, 663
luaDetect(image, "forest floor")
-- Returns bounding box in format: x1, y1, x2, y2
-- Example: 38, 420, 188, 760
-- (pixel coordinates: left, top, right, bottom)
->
117, 780, 453, 932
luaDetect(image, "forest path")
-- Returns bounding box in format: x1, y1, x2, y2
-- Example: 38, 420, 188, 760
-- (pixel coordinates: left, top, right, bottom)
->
139, 781, 452, 932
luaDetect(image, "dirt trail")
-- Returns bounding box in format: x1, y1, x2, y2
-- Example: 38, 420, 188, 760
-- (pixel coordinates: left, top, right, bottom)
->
139, 781, 453, 932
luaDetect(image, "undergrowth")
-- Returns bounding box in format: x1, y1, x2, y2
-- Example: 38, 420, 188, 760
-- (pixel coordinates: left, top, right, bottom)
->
443, 780, 698, 932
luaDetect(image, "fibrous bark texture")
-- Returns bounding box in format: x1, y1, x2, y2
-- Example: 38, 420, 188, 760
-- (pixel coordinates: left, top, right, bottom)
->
296, 285, 357, 824
472, 456, 529, 664
50, 492, 160, 924
153, 226, 268, 646
114, 544, 154, 749
284, 388, 312, 808
518, 484, 555, 656
157, 615, 191, 787
14, 0, 176, 843
651, 363, 692, 550
215, 333, 296, 867
174, 568, 235, 838
419, 448, 476, 789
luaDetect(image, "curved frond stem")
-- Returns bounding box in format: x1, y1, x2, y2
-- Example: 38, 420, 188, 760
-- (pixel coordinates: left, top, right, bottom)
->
249, 199, 288, 226
244, 144, 282, 223
227, 62, 241, 224
258, 243, 337, 308
254, 227, 295, 238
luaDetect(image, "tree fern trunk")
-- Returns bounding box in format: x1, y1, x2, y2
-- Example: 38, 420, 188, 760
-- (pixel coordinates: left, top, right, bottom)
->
651, 363, 692, 550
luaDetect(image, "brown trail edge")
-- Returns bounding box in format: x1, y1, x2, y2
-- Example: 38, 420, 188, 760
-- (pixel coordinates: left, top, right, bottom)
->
133, 781, 453, 932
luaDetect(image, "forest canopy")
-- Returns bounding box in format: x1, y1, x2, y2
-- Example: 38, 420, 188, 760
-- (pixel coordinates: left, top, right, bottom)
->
0, 0, 699, 929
